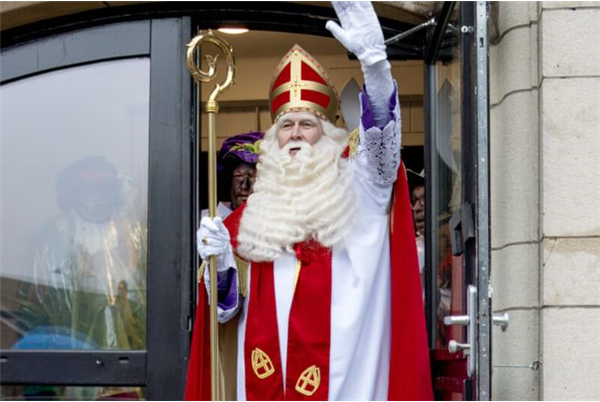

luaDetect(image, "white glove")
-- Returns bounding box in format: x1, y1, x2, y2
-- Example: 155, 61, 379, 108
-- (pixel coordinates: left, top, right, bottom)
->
326, 1, 387, 67
198, 216, 240, 323
197, 216, 231, 261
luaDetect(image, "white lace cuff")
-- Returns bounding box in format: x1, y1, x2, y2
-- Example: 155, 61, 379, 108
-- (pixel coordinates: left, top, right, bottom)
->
354, 95, 401, 185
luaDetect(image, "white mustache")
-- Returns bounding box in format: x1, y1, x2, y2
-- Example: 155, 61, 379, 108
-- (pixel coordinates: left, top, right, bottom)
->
281, 140, 312, 154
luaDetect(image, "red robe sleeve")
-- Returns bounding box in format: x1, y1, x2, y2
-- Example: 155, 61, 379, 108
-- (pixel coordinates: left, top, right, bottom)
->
184, 206, 245, 401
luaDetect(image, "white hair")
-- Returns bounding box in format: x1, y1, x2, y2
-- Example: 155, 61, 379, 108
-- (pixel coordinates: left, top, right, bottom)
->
236, 116, 356, 262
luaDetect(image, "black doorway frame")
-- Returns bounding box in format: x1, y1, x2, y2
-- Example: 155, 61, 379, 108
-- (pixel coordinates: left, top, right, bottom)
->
1, 2, 427, 61
1, 2, 458, 400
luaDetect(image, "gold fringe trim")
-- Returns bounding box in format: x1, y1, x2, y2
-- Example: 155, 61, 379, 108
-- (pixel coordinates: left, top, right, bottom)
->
293, 260, 302, 294
198, 256, 249, 298
235, 255, 249, 297
197, 260, 206, 284
347, 128, 360, 160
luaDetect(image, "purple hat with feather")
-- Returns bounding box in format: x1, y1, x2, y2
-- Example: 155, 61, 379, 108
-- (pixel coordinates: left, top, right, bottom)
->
217, 131, 264, 173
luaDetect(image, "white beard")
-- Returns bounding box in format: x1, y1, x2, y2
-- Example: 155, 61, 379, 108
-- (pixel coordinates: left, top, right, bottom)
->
237, 121, 356, 262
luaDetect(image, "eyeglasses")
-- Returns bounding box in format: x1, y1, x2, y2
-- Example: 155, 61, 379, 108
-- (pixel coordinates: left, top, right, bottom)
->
411, 197, 425, 207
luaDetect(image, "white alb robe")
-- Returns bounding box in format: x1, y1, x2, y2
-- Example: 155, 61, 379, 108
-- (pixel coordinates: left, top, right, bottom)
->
230, 102, 401, 400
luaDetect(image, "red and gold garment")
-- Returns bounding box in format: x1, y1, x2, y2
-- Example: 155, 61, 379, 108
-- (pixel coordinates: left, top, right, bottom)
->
185, 161, 432, 401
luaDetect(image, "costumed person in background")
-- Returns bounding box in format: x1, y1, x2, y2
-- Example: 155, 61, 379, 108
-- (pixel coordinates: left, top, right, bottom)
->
408, 168, 426, 298
407, 168, 453, 346
185, 2, 432, 400
18, 156, 146, 400
202, 132, 264, 220
198, 132, 264, 379
436, 214, 453, 348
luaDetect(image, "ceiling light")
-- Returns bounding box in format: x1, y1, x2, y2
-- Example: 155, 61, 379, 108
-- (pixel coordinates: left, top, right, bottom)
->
218, 27, 249, 35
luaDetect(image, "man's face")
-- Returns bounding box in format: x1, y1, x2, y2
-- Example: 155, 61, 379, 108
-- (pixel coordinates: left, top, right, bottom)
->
230, 162, 257, 209
75, 187, 117, 223
276, 111, 323, 155
411, 185, 425, 236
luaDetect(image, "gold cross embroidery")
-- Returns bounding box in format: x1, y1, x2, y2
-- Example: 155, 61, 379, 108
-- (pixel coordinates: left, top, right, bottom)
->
251, 348, 275, 379
295, 365, 321, 396
288, 77, 305, 99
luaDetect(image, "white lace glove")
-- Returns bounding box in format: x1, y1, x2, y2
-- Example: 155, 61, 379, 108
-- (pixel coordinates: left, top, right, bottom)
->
197, 216, 234, 272
326, 1, 387, 67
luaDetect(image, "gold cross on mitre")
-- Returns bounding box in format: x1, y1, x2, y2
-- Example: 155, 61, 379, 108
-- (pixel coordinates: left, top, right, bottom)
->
268, 44, 340, 123
288, 76, 306, 98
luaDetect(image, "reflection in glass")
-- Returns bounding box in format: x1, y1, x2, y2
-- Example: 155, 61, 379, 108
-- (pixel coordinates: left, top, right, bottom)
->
1, 59, 149, 353
1, 385, 146, 401
433, 8, 464, 349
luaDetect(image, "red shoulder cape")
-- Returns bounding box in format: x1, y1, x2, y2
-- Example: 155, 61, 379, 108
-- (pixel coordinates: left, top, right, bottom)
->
184, 163, 433, 400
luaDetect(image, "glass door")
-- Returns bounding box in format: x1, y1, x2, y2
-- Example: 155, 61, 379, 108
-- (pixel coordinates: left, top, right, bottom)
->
1, 18, 193, 400
425, 2, 492, 400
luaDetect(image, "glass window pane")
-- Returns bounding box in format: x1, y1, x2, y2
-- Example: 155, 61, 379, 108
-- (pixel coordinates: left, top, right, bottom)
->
1, 58, 149, 351
432, 8, 464, 350
1, 385, 146, 400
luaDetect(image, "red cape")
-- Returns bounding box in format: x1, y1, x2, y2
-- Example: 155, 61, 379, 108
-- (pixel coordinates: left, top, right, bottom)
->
184, 272, 212, 400
184, 163, 433, 400
387, 164, 434, 400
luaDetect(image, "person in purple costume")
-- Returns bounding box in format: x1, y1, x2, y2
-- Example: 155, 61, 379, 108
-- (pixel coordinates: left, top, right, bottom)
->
202, 132, 264, 220
199, 132, 264, 311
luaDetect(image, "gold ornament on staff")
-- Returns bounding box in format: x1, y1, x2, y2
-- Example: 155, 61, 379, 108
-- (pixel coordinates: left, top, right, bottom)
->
186, 29, 236, 402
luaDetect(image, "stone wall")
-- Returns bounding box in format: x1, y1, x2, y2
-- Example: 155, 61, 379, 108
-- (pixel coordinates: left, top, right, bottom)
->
538, 2, 600, 400
490, 2, 541, 399
490, 2, 600, 400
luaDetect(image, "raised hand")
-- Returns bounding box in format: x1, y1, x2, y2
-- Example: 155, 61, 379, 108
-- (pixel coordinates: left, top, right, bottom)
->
326, 1, 387, 66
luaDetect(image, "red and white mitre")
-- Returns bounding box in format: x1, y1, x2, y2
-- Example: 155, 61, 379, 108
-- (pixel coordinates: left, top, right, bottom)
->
269, 44, 340, 123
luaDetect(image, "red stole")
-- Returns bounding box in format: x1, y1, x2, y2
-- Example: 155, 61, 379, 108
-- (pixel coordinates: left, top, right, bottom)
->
244, 241, 332, 400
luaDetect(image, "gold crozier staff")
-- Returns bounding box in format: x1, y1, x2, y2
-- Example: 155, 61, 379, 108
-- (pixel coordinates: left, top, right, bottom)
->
185, 30, 236, 402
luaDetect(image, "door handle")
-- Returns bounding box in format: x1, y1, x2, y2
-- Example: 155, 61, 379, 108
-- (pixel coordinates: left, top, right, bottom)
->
444, 315, 469, 326
448, 340, 470, 354
493, 312, 509, 331
444, 285, 477, 377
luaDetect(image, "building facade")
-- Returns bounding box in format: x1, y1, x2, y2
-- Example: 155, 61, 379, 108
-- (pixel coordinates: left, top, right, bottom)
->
489, 2, 600, 400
